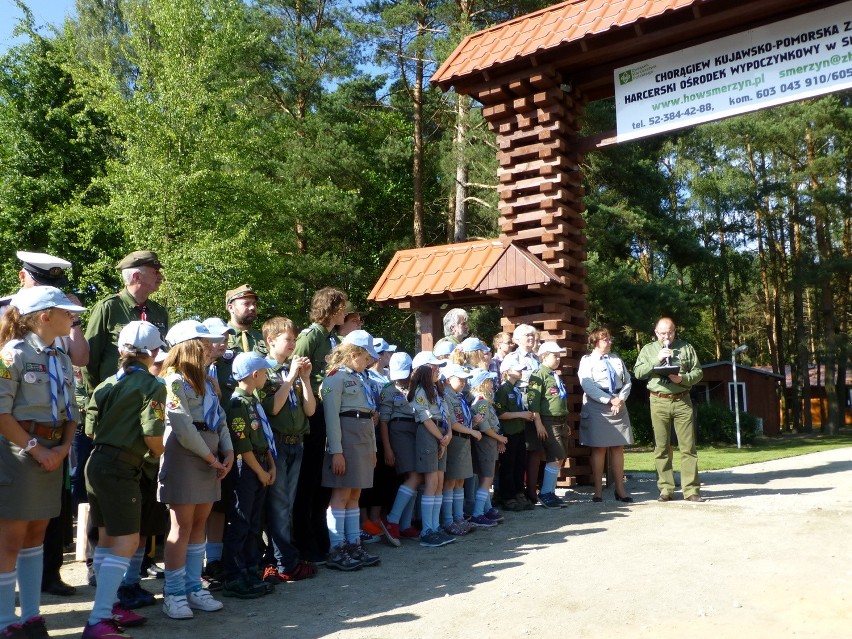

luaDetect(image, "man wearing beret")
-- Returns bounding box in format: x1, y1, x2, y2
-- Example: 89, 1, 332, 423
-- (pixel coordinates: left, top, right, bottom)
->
81, 251, 168, 394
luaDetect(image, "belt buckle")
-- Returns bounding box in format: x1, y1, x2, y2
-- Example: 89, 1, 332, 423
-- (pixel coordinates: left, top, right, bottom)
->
49, 428, 63, 441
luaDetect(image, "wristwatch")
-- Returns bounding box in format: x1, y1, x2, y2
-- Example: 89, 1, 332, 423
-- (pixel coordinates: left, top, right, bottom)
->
21, 438, 38, 455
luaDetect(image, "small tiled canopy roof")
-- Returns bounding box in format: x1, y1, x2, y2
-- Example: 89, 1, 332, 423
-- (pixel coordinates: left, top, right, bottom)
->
368, 240, 562, 308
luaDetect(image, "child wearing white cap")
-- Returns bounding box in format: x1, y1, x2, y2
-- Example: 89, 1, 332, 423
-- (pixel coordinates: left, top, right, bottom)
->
319, 330, 382, 571
158, 321, 234, 620
494, 359, 536, 512
468, 368, 508, 527
0, 287, 84, 639
83, 321, 166, 638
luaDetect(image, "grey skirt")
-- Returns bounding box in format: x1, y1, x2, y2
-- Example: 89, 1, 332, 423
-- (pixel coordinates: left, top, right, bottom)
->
158, 428, 221, 505
322, 415, 375, 489
472, 435, 498, 478
579, 399, 634, 448
415, 423, 447, 474
0, 436, 62, 520
444, 434, 473, 480
388, 418, 417, 474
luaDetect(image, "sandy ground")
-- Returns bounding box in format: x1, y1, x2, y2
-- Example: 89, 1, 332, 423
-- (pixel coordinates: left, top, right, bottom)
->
37, 447, 852, 639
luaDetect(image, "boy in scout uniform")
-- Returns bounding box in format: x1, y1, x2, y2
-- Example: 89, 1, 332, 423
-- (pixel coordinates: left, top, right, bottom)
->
526, 341, 570, 509
222, 352, 277, 599
259, 317, 317, 583
83, 321, 166, 639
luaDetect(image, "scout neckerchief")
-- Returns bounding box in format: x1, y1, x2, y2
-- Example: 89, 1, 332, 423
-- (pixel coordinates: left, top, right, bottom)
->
116, 364, 146, 381
281, 366, 298, 412
457, 390, 472, 427
358, 371, 377, 412
435, 388, 449, 432
207, 362, 218, 383
203, 380, 220, 431
553, 370, 567, 399
327, 326, 338, 350
133, 303, 148, 322
44, 347, 72, 427
601, 354, 619, 393
254, 400, 278, 460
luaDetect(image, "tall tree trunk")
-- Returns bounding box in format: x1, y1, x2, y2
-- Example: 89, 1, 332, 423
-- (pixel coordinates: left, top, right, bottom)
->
790, 195, 812, 433
453, 91, 469, 242
412, 17, 425, 249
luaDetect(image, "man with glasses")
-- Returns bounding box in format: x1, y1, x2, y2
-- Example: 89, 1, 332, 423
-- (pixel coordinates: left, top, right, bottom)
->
634, 317, 704, 502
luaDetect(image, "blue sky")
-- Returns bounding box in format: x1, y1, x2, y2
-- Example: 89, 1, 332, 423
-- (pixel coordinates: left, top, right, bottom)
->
0, 0, 76, 52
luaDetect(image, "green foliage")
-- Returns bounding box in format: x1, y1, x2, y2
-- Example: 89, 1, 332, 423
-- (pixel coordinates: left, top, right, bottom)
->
696, 401, 758, 446
625, 395, 653, 446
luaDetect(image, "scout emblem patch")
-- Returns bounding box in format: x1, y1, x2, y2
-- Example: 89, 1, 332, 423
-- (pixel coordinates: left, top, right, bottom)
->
151, 400, 165, 422
231, 417, 246, 439
166, 380, 182, 409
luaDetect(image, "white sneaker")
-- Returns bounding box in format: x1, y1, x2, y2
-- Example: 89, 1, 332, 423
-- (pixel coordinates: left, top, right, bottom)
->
186, 589, 224, 612
162, 593, 194, 619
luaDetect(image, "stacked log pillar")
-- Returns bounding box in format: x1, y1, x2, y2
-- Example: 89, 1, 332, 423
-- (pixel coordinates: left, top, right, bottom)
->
477, 72, 590, 486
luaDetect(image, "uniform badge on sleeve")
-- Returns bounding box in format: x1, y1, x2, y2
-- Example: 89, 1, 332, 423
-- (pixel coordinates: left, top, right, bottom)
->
231, 417, 246, 439
151, 401, 165, 422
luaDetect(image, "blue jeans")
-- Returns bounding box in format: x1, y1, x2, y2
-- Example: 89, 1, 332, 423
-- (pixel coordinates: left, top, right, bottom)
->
264, 442, 303, 572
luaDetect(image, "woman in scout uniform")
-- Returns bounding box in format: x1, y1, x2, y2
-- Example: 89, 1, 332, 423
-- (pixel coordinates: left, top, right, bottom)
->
468, 368, 507, 528
0, 287, 84, 639
527, 341, 570, 509
377, 352, 420, 547
158, 321, 233, 620
221, 352, 277, 599
320, 330, 381, 571
440, 363, 480, 536
406, 351, 454, 549
578, 327, 634, 503
83, 321, 167, 639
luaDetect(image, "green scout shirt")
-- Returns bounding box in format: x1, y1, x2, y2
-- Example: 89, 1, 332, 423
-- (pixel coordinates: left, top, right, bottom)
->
260, 362, 308, 437
214, 323, 268, 397
633, 338, 702, 394
494, 380, 526, 435
293, 323, 337, 395
226, 388, 269, 457
85, 368, 166, 461
82, 288, 168, 394
527, 365, 568, 417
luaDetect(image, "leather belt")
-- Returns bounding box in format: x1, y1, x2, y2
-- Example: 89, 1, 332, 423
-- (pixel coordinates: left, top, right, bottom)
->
650, 391, 688, 400
274, 432, 303, 445
20, 420, 66, 441
93, 444, 144, 469
389, 416, 415, 423
340, 410, 373, 419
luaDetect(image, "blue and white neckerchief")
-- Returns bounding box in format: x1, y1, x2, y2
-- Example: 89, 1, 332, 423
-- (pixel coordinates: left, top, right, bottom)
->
458, 391, 472, 427
254, 400, 278, 460
203, 380, 220, 431
208, 362, 218, 382
281, 367, 298, 412
517, 384, 528, 410
553, 371, 567, 399
435, 390, 449, 432
359, 372, 377, 411
44, 347, 72, 427
328, 330, 338, 349
601, 354, 619, 393
116, 365, 145, 381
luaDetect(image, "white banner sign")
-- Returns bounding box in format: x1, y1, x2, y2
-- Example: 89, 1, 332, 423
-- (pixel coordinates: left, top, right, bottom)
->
615, 1, 852, 142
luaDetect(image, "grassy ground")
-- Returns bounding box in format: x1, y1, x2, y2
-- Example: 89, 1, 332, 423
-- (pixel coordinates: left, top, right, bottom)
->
623, 429, 852, 472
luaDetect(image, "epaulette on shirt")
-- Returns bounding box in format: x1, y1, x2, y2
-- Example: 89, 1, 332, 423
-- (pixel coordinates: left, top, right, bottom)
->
327, 369, 339, 377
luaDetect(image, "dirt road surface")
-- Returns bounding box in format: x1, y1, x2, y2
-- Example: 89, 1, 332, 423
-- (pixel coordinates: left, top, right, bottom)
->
39, 447, 852, 639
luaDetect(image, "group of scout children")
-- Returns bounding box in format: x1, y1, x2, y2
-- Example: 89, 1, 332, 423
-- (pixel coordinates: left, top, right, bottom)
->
0, 279, 572, 639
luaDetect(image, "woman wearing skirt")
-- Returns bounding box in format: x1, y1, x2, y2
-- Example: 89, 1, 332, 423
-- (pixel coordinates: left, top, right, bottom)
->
578, 327, 634, 503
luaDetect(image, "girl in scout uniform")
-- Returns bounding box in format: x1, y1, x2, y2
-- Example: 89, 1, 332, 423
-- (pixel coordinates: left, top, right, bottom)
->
377, 353, 421, 547
468, 368, 507, 528
527, 341, 570, 509
406, 352, 454, 549
459, 337, 490, 371
440, 363, 480, 536
83, 321, 167, 639
0, 287, 84, 639
320, 330, 381, 571
158, 321, 233, 620
494, 360, 536, 512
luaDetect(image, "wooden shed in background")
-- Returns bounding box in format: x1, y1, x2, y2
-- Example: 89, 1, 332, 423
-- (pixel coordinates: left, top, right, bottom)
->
697, 363, 784, 436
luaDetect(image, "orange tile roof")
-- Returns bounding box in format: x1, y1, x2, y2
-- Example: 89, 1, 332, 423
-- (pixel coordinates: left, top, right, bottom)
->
432, 0, 698, 86
368, 239, 559, 304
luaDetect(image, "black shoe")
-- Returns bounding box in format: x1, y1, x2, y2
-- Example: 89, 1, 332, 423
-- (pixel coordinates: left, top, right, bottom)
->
614, 494, 634, 503
591, 496, 603, 503
42, 579, 76, 596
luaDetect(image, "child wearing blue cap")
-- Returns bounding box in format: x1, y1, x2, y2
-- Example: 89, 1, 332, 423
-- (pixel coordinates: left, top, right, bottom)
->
158, 321, 234, 620
320, 330, 382, 571
468, 368, 507, 527
222, 352, 277, 599
0, 287, 84, 639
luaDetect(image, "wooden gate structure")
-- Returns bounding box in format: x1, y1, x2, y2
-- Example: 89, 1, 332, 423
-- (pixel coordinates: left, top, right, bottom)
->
370, 0, 844, 485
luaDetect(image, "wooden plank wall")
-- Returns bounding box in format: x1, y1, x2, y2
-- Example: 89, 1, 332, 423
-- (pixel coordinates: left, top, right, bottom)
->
475, 70, 591, 486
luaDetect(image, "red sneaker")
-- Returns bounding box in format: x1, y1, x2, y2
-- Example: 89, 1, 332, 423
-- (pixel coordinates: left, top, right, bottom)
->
111, 604, 146, 627
262, 565, 284, 584
378, 519, 401, 547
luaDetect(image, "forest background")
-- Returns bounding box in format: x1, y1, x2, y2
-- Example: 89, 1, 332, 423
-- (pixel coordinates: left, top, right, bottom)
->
0, 0, 849, 434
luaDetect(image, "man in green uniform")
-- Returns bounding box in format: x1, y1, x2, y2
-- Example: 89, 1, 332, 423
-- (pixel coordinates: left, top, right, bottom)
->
82, 251, 168, 395
213, 285, 268, 397
433, 308, 469, 352
633, 317, 705, 502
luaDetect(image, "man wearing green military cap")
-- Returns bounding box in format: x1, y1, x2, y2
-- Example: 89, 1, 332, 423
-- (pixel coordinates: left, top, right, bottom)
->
82, 250, 168, 394
212, 285, 268, 397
